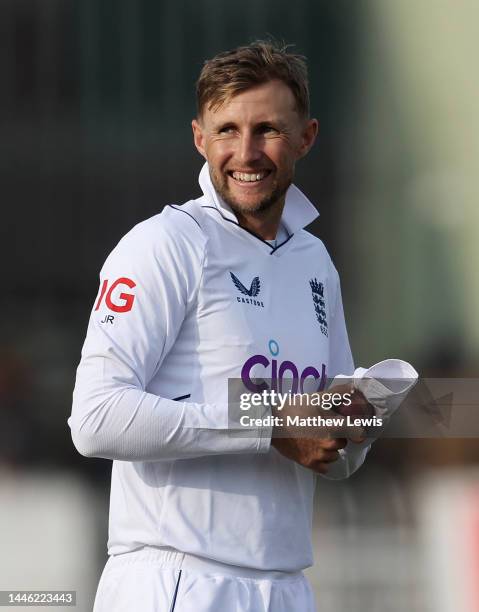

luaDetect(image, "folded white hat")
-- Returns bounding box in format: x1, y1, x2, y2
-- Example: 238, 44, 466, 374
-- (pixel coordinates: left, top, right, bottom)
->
334, 359, 419, 419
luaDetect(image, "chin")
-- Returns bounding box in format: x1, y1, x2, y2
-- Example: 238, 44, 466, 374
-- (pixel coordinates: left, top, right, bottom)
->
226, 185, 288, 216
227, 195, 278, 216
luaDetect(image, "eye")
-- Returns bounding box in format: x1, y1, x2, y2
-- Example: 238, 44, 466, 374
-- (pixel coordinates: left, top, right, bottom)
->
218, 125, 235, 134
258, 125, 279, 135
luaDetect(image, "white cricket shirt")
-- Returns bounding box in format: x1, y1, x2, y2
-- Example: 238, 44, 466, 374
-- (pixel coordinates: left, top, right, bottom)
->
69, 163, 370, 572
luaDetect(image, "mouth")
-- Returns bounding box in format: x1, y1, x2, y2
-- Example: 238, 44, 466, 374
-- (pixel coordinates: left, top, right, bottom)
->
227, 170, 272, 185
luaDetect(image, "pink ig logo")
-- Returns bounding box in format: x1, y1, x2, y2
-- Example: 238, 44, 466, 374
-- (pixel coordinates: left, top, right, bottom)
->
241, 339, 327, 394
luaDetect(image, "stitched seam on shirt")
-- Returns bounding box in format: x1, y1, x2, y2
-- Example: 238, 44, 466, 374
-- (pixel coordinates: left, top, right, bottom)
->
168, 204, 202, 229
202, 204, 294, 253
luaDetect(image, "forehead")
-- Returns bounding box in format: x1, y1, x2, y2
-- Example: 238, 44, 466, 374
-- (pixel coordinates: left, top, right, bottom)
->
204, 80, 299, 125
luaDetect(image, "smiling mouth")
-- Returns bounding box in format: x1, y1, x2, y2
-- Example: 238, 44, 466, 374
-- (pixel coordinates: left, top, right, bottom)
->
228, 170, 272, 183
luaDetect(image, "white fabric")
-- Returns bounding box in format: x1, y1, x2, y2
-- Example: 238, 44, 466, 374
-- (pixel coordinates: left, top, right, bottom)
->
334, 358, 419, 418
69, 162, 369, 572
353, 359, 418, 418
329, 359, 418, 462
93, 548, 316, 612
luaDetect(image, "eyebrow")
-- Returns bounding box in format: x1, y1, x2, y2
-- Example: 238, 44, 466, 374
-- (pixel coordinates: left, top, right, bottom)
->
213, 119, 287, 131
213, 121, 235, 130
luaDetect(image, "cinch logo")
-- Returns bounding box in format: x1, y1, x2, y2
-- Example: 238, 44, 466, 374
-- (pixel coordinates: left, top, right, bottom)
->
230, 272, 264, 308
241, 339, 327, 394
95, 277, 136, 313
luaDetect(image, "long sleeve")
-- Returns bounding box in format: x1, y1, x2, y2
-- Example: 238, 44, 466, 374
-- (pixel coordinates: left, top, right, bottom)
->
68, 211, 270, 461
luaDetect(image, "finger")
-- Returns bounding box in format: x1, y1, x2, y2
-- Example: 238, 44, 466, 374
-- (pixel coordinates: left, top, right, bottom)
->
335, 394, 373, 417
342, 424, 366, 440
316, 449, 340, 463
348, 436, 367, 444
317, 438, 347, 451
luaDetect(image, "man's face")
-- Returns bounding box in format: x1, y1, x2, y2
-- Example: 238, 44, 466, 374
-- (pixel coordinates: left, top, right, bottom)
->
192, 80, 318, 216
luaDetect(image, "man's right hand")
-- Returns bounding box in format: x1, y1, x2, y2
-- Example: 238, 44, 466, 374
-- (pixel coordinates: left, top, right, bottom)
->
270, 383, 370, 474
271, 436, 349, 474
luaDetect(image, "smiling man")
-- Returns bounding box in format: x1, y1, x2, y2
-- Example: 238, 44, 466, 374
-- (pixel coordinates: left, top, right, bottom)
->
192, 75, 317, 240
69, 41, 372, 612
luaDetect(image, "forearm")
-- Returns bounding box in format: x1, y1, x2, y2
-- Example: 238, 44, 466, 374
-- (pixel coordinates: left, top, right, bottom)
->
69, 383, 270, 461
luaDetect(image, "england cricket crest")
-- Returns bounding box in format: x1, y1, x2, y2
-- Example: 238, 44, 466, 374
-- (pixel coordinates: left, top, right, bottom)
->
310, 278, 328, 337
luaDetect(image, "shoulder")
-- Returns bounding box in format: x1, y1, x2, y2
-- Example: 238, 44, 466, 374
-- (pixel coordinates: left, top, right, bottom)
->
104, 200, 207, 271
125, 200, 205, 248
110, 200, 206, 254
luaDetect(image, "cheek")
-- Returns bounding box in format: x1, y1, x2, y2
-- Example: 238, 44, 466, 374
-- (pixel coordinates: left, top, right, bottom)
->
205, 139, 234, 162
264, 139, 297, 165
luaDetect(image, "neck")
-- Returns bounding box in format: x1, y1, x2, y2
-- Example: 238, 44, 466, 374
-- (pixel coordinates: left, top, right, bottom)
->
233, 199, 286, 240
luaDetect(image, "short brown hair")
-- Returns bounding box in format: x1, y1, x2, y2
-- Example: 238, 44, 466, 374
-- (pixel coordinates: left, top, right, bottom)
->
196, 40, 310, 118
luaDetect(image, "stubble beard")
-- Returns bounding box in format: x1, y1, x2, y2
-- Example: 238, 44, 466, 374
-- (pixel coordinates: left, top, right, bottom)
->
209, 168, 292, 217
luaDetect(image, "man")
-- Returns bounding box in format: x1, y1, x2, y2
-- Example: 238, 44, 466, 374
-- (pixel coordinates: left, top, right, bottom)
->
69, 41, 373, 612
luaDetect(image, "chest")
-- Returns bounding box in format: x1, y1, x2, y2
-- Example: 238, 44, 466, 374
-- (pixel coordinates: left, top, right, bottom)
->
195, 227, 334, 392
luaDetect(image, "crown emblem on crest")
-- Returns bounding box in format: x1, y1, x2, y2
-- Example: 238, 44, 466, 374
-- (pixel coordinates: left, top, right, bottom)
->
309, 278, 324, 297
310, 278, 328, 337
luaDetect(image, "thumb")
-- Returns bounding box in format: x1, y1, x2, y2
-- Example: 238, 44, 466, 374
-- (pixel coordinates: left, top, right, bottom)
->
347, 425, 367, 443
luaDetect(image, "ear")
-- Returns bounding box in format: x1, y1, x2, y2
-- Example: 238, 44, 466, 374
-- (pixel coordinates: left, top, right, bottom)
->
297, 118, 319, 160
192, 118, 207, 160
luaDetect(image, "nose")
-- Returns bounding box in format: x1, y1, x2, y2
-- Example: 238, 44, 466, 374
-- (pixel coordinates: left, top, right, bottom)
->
237, 132, 262, 165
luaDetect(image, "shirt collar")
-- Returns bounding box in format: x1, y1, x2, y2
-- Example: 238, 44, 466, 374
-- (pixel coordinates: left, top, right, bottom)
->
198, 162, 319, 234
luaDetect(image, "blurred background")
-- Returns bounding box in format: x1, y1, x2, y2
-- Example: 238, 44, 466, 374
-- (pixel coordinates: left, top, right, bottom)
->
1, 0, 479, 610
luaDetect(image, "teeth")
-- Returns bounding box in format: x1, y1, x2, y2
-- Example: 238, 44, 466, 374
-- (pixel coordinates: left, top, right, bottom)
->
232, 171, 266, 182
